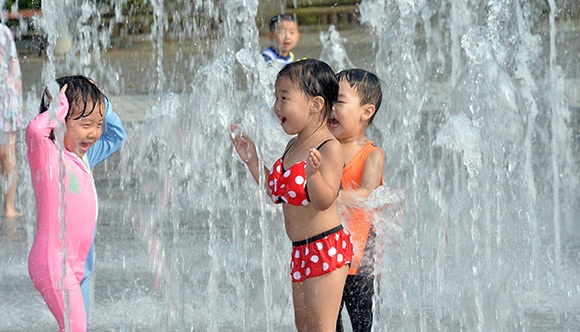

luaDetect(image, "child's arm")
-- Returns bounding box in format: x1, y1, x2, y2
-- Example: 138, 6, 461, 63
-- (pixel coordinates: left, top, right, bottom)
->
230, 124, 270, 188
87, 98, 127, 168
25, 92, 68, 169
305, 140, 343, 211
340, 149, 385, 206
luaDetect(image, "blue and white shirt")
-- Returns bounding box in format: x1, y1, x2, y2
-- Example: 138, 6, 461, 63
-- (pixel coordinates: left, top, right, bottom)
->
262, 47, 294, 66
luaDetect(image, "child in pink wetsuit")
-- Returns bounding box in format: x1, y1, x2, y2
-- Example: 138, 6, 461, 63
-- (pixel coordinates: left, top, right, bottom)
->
26, 76, 126, 332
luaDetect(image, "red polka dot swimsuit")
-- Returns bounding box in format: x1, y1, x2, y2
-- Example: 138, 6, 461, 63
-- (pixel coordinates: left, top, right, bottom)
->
267, 139, 333, 206
290, 225, 353, 282
268, 159, 309, 205
267, 139, 353, 282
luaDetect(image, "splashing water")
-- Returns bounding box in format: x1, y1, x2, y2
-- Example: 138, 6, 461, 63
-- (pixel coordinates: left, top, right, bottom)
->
363, 0, 579, 331
319, 25, 354, 71
1, 0, 579, 331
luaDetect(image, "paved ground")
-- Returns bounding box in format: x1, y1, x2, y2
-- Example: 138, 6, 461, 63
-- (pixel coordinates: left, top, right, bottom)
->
3, 20, 579, 332
3, 29, 356, 332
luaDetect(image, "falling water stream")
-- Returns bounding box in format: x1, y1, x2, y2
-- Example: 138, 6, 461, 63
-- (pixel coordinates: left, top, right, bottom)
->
0, 0, 578, 331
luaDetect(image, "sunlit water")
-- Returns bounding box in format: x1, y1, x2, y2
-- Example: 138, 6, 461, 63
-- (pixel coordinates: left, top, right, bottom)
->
1, 0, 579, 331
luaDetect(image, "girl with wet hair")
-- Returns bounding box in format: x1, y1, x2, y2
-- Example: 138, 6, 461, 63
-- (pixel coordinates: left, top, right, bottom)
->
27, 75, 126, 331
231, 59, 353, 332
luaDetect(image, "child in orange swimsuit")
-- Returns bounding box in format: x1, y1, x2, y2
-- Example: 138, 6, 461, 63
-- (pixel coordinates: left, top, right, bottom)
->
231, 59, 353, 332
328, 69, 385, 332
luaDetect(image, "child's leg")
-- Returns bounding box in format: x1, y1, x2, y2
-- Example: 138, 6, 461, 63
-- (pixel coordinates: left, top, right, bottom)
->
38, 275, 88, 332
80, 244, 95, 323
292, 265, 349, 332
0, 133, 19, 218
336, 296, 345, 332
37, 285, 66, 331
344, 274, 374, 332
336, 275, 354, 332
65, 282, 89, 332
292, 284, 308, 332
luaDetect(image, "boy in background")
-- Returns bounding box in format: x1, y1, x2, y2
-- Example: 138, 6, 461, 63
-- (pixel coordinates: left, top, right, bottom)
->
262, 14, 300, 65
328, 69, 384, 332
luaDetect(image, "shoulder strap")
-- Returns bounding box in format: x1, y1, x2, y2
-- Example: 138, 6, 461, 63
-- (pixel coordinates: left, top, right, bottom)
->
316, 139, 334, 150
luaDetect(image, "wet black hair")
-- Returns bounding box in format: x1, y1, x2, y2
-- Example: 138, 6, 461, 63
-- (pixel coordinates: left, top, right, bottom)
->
40, 75, 105, 140
269, 14, 297, 32
336, 69, 383, 125
276, 58, 338, 124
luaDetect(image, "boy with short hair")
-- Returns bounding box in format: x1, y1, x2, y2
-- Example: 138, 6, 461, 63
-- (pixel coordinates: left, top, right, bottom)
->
262, 14, 300, 65
328, 69, 384, 332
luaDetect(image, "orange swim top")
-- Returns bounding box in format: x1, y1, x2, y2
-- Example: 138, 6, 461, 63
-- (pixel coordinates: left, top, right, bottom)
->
342, 141, 384, 275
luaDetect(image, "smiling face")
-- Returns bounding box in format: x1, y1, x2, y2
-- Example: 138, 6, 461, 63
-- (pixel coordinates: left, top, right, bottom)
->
274, 76, 312, 135
328, 79, 367, 140
64, 101, 104, 158
269, 19, 300, 57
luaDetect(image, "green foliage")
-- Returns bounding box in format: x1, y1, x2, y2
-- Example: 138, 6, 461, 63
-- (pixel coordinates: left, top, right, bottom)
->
4, 0, 41, 10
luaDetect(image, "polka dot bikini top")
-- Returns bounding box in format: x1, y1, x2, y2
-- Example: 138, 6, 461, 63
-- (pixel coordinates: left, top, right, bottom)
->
267, 139, 333, 206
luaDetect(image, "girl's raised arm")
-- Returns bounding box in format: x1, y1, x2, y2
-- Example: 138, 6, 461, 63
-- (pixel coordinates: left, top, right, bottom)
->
26, 92, 69, 169
87, 98, 127, 167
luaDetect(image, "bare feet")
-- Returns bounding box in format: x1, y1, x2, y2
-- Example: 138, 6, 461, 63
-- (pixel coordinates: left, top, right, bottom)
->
2, 215, 20, 241
4, 209, 22, 219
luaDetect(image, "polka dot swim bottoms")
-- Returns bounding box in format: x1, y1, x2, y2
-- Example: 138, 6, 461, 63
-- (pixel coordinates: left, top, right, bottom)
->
290, 225, 354, 282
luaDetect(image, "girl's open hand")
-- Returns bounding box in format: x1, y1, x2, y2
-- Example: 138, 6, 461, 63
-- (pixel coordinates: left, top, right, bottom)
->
306, 148, 322, 175
230, 124, 257, 164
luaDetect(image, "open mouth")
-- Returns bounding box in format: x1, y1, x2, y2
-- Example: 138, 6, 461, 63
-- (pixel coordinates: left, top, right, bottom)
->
80, 142, 93, 152
280, 117, 287, 125
327, 118, 340, 129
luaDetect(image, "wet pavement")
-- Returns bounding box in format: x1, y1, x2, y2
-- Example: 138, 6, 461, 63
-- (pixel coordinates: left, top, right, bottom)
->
2, 21, 580, 331
1, 28, 363, 332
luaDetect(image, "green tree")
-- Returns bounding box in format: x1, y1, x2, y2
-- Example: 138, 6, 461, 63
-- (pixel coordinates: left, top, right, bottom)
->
4, 0, 41, 10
